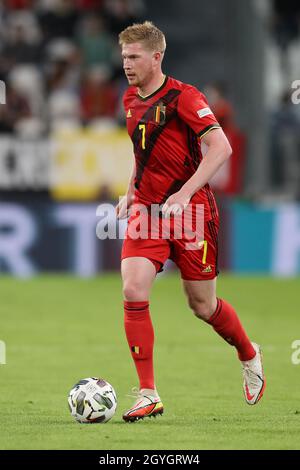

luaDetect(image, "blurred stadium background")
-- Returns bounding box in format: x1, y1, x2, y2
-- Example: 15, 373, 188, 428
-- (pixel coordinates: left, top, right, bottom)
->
0, 0, 299, 278
1, 0, 300, 451
0, 0, 300, 276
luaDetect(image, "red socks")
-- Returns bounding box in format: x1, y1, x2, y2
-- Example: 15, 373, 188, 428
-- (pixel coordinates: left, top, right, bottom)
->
124, 301, 155, 390
207, 298, 256, 361
124, 298, 255, 390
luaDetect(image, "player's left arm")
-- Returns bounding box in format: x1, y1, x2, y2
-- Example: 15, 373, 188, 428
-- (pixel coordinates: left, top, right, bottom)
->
162, 129, 231, 215
162, 87, 232, 216
181, 127, 232, 197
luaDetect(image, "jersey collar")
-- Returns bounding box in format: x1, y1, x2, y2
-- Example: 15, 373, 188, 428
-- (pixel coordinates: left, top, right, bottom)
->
137, 75, 168, 101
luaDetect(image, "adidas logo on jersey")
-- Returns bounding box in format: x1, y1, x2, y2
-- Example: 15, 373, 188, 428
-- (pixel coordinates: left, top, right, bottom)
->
202, 265, 212, 273
127, 109, 132, 118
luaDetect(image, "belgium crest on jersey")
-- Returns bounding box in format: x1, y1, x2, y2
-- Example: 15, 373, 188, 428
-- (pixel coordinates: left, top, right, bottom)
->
154, 101, 166, 125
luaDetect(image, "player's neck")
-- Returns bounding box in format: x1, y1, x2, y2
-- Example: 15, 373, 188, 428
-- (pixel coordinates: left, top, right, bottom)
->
138, 73, 166, 98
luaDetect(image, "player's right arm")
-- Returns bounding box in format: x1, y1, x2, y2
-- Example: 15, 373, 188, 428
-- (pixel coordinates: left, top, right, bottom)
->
115, 161, 136, 219
116, 89, 137, 219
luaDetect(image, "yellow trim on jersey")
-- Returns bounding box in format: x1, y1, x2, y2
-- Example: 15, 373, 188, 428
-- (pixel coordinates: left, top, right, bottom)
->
199, 125, 221, 140
138, 75, 166, 99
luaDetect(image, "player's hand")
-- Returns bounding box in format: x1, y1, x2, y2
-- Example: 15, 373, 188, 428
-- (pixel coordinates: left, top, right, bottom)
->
161, 190, 191, 217
115, 194, 134, 219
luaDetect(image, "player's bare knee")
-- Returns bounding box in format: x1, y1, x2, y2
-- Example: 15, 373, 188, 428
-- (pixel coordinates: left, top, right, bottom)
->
123, 282, 148, 302
188, 298, 214, 321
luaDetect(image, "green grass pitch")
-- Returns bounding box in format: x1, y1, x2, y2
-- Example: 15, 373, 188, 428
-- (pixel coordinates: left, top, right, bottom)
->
1, 274, 300, 450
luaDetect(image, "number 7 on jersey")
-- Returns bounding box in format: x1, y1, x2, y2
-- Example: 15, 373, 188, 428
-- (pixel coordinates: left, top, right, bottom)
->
139, 124, 146, 149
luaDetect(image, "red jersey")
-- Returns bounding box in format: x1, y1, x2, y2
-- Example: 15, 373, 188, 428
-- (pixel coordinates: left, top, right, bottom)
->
123, 75, 221, 220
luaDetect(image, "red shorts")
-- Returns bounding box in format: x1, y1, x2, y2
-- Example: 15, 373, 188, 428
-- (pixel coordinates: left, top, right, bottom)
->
121, 208, 219, 281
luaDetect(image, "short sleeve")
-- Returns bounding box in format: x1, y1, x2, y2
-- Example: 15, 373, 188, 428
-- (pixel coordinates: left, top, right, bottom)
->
177, 86, 221, 138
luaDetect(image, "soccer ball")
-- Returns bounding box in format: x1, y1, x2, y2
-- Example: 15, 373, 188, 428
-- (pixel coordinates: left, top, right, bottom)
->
68, 377, 117, 423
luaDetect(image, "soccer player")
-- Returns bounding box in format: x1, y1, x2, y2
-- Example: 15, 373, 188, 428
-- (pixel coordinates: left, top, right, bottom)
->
116, 21, 265, 422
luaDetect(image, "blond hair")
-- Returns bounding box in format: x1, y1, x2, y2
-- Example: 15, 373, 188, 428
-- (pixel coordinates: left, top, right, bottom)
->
119, 21, 166, 54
